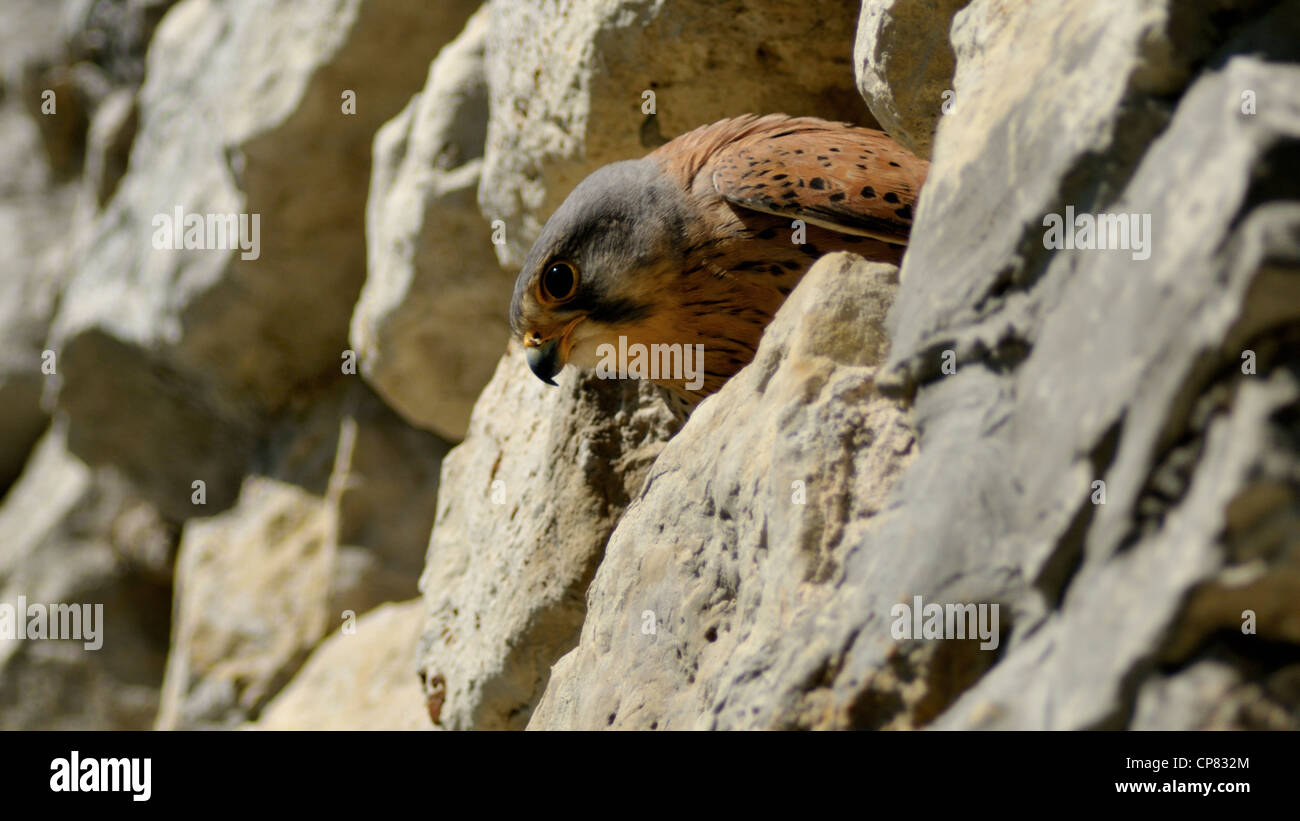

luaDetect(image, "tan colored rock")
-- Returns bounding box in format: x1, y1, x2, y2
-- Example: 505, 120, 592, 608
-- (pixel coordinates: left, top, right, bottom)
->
354, 7, 507, 441
251, 599, 430, 731
884, 0, 1202, 373
59, 0, 180, 88
82, 87, 137, 208
1132, 660, 1300, 730
0, 59, 77, 493
3, 0, 1294, 737
0, 427, 174, 730
480, 0, 874, 268
325, 385, 449, 618
530, 253, 914, 729
19, 60, 108, 180
853, 0, 965, 159
855, 3, 1300, 730
156, 476, 332, 730
0, 193, 70, 494
0, 0, 67, 91
416, 345, 683, 729
157, 381, 447, 729
49, 0, 480, 518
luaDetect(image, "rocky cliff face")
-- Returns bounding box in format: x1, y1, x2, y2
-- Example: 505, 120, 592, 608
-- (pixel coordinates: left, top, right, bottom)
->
0, 0, 1296, 730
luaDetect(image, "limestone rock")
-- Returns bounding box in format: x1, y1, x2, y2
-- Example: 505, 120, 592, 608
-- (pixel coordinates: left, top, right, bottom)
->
530, 254, 914, 729
0, 427, 175, 730
353, 7, 507, 441
883, 0, 1221, 379
156, 475, 332, 730
325, 385, 450, 618
0, 0, 69, 90
3, 0, 1298, 736
82, 87, 137, 208
853, 0, 966, 159
870, 8, 1300, 729
480, 0, 874, 268
157, 381, 447, 729
0, 187, 72, 495
0, 1, 81, 496
19, 60, 109, 180
1132, 659, 1300, 730
0, 77, 56, 198
252, 600, 430, 731
60, 0, 181, 87
48, 0, 480, 518
416, 346, 683, 729
533, 5, 1300, 729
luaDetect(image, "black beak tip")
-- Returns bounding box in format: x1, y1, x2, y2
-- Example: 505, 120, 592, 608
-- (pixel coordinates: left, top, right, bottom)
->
525, 338, 562, 387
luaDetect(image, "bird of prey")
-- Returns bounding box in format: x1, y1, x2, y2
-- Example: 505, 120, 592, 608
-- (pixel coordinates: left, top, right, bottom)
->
509, 113, 928, 410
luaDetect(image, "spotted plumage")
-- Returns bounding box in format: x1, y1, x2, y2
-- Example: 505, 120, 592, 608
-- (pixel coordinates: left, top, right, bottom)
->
509, 113, 929, 409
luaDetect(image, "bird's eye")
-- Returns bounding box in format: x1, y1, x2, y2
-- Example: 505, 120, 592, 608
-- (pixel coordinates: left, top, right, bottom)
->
539, 262, 578, 303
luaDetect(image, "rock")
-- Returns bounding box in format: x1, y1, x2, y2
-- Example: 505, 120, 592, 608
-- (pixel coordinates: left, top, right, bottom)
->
0, 189, 71, 495
252, 600, 430, 731
0, 364, 49, 498
0, 0, 68, 89
61, 0, 181, 87
0, 427, 175, 730
529, 253, 913, 729
0, 177, 76, 497
2, 0, 1297, 736
1132, 659, 1300, 730
82, 87, 136, 208
0, 82, 55, 198
156, 475, 332, 730
20, 60, 110, 180
416, 345, 683, 729
0, 0, 82, 496
157, 381, 447, 729
325, 385, 449, 618
853, 0, 966, 159
479, 0, 875, 268
874, 11, 1300, 729
534, 7, 1300, 729
883, 0, 1220, 381
48, 0, 480, 518
7, 0, 173, 186
353, 7, 506, 441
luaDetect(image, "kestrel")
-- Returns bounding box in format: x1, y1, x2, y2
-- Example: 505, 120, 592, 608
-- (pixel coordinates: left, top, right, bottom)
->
509, 113, 928, 409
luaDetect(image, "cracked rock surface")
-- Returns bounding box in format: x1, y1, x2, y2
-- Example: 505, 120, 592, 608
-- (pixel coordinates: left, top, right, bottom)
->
0, 0, 1296, 730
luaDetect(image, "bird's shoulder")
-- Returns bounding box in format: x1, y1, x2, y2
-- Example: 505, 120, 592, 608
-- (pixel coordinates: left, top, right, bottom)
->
653, 114, 928, 245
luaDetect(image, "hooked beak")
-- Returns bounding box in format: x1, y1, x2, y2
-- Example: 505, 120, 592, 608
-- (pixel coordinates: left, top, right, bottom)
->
525, 337, 561, 386
523, 316, 584, 387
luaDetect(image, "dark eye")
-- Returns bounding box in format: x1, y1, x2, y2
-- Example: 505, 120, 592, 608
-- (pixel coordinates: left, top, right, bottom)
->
540, 262, 578, 303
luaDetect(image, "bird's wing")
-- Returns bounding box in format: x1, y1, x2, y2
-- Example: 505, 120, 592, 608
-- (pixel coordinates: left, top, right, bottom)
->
708, 117, 928, 245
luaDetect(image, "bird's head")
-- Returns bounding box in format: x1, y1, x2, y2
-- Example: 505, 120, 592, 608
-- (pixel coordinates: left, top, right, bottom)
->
509, 158, 690, 386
